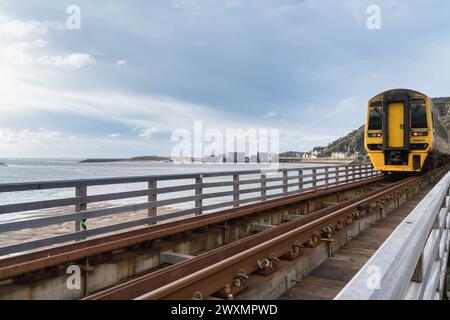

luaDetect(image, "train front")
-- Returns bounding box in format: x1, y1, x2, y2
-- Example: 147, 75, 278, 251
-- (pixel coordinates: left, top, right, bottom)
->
365, 89, 433, 172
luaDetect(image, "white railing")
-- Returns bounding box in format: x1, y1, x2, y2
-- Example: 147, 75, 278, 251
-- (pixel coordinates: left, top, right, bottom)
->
336, 170, 450, 300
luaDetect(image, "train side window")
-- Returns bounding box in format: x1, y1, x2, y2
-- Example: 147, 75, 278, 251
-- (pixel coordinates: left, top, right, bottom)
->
368, 107, 382, 130
411, 103, 428, 129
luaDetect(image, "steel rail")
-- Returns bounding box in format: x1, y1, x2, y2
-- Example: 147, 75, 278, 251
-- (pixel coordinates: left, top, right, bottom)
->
0, 176, 383, 281
136, 175, 423, 300
85, 176, 419, 300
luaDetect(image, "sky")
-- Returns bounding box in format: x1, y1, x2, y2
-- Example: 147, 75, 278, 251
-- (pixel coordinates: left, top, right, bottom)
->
1, 0, 450, 158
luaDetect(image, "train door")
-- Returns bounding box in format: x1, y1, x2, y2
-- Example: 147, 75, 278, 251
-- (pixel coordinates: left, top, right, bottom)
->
388, 102, 405, 148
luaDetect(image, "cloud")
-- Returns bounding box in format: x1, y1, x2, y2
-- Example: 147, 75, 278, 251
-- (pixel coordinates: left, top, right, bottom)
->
194, 40, 208, 47
0, 128, 59, 144
326, 97, 361, 117
3, 39, 47, 64
0, 14, 63, 40
264, 111, 278, 118
116, 60, 127, 66
37, 53, 96, 70
108, 133, 121, 138
0, 18, 48, 39
0, 126, 157, 158
138, 127, 160, 139
0, 14, 94, 71
2, 1, 450, 157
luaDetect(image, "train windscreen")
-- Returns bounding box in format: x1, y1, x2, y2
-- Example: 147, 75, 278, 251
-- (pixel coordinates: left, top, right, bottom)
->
411, 102, 428, 129
368, 107, 382, 130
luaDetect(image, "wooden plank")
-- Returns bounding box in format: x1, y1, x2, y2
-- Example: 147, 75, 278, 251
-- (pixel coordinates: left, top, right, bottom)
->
337, 174, 450, 300
280, 179, 445, 301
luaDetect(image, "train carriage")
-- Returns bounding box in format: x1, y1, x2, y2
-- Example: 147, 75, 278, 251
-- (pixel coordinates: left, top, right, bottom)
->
365, 89, 450, 172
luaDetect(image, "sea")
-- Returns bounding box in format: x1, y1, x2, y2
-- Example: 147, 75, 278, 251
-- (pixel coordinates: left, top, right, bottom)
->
0, 159, 335, 223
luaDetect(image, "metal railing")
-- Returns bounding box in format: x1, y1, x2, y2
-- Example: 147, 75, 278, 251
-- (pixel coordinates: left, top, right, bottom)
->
336, 170, 450, 300
0, 163, 378, 257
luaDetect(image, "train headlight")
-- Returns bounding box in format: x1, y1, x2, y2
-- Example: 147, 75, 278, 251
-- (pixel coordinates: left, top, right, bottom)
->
411, 132, 428, 137
368, 133, 383, 138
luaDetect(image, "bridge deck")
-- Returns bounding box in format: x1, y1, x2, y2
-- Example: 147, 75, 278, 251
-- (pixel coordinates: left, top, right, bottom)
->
279, 185, 436, 300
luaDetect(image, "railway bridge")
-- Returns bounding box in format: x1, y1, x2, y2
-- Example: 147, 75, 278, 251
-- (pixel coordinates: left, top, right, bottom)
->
0, 163, 449, 300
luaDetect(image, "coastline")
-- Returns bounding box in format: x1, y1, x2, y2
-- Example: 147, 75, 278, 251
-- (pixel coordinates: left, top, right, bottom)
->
79, 156, 171, 163
280, 158, 356, 164
0, 205, 180, 250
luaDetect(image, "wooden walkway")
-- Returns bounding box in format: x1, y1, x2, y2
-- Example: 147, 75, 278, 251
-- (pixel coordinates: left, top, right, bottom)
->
278, 185, 436, 300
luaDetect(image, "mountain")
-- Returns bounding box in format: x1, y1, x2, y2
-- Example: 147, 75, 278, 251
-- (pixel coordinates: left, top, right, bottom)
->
313, 125, 366, 157
432, 97, 450, 129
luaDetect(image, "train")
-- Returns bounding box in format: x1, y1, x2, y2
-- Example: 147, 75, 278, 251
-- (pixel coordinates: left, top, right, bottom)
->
365, 89, 450, 173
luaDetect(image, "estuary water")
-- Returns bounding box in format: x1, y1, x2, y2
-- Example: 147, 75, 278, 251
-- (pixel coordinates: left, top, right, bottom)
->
0, 159, 336, 223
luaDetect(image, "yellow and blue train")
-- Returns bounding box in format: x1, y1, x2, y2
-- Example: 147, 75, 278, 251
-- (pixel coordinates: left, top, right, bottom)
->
365, 89, 450, 172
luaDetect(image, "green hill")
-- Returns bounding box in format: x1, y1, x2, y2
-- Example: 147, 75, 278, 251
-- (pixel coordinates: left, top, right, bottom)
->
313, 125, 366, 157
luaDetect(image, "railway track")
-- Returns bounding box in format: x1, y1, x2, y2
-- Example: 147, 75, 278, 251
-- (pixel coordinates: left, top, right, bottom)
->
82, 169, 444, 300
1, 166, 445, 300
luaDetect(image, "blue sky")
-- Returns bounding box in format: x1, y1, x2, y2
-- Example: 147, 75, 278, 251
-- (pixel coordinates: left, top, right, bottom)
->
1, 0, 450, 158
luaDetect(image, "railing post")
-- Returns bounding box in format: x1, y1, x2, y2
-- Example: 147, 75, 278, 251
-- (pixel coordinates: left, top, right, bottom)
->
352, 165, 356, 181
261, 173, 267, 201
325, 167, 329, 187
195, 175, 203, 215
411, 254, 424, 283
299, 169, 303, 192
334, 167, 341, 185
345, 165, 349, 183
148, 179, 157, 225
75, 186, 87, 233
312, 169, 317, 188
283, 170, 288, 196
233, 174, 240, 207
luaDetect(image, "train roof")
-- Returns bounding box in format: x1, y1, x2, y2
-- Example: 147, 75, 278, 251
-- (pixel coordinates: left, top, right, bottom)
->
370, 89, 428, 100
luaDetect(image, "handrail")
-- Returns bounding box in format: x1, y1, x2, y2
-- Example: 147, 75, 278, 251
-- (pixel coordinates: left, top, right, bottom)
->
0, 163, 378, 257
335, 170, 450, 300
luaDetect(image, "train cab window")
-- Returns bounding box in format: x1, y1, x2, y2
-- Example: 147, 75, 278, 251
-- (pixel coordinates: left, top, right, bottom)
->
411, 101, 428, 129
370, 101, 382, 108
368, 107, 382, 130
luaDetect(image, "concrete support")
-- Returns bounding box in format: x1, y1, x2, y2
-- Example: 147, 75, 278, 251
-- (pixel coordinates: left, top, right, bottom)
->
251, 224, 275, 233
160, 252, 194, 265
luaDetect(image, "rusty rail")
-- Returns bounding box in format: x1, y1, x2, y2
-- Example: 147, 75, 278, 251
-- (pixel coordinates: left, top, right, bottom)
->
85, 175, 423, 300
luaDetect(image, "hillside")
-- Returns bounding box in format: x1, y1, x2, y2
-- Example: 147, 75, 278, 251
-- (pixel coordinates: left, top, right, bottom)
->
432, 97, 450, 128
313, 125, 366, 157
